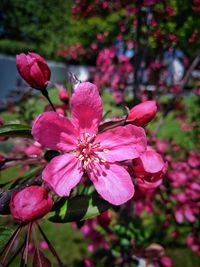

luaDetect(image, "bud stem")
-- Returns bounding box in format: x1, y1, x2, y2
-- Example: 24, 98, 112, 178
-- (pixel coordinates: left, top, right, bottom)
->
5, 239, 26, 267
37, 223, 67, 267
42, 89, 56, 112
1, 226, 22, 264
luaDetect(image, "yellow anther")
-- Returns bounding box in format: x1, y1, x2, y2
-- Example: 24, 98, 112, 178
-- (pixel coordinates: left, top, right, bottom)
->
78, 155, 84, 160
103, 149, 109, 154
100, 157, 107, 163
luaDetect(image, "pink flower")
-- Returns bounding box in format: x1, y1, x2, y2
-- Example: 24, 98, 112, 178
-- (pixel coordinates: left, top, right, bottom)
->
160, 256, 173, 267
25, 142, 43, 157
40, 240, 49, 250
132, 150, 167, 182
84, 259, 95, 267
58, 88, 69, 104
127, 101, 157, 127
32, 82, 147, 205
10, 186, 53, 222
16, 52, 51, 90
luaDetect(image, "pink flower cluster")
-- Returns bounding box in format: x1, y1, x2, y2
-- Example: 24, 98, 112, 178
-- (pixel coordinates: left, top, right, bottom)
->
94, 46, 133, 104
29, 81, 164, 206
58, 43, 86, 61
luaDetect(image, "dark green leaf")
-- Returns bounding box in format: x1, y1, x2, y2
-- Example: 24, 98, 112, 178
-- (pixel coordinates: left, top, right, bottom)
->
10, 166, 43, 188
0, 227, 14, 247
48, 195, 111, 223
44, 150, 60, 162
0, 124, 32, 138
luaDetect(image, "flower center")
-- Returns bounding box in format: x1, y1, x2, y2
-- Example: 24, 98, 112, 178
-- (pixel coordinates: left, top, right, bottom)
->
76, 133, 108, 167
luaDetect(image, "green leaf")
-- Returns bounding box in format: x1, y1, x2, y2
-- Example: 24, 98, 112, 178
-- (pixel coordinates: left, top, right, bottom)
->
0, 227, 14, 247
0, 124, 32, 138
48, 195, 111, 223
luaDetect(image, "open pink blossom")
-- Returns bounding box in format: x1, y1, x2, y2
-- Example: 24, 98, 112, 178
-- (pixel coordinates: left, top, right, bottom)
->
32, 82, 147, 205
132, 149, 167, 182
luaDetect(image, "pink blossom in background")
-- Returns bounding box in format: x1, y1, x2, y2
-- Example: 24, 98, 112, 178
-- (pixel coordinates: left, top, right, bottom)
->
25, 141, 43, 157
160, 256, 173, 267
40, 240, 49, 250
32, 82, 147, 205
84, 259, 95, 267
55, 84, 69, 104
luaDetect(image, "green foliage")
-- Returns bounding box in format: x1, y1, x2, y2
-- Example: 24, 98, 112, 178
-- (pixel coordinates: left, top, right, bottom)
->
48, 195, 111, 223
1, 0, 200, 60
0, 0, 73, 59
0, 124, 32, 138
0, 227, 14, 248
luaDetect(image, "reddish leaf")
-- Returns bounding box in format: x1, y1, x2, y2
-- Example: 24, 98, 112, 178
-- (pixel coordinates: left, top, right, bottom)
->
98, 116, 126, 133
32, 249, 52, 267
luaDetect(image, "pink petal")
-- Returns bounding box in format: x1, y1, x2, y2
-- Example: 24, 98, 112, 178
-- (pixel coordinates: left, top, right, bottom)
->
16, 54, 35, 86
30, 61, 46, 88
88, 163, 134, 205
42, 154, 83, 196
32, 112, 78, 152
175, 209, 184, 223
140, 151, 165, 173
70, 82, 103, 135
96, 125, 147, 162
184, 207, 196, 222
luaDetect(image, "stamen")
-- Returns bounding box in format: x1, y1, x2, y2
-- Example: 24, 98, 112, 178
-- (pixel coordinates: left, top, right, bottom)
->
78, 155, 84, 160
94, 158, 100, 163
103, 149, 109, 153
100, 157, 107, 163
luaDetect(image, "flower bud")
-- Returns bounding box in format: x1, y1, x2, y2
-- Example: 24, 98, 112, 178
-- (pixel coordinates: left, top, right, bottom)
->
58, 88, 69, 103
127, 101, 157, 126
97, 211, 111, 228
10, 185, 53, 222
16, 52, 51, 90
133, 150, 167, 182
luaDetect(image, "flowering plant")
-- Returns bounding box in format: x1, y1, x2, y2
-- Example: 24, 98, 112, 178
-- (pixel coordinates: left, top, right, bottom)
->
0, 52, 170, 266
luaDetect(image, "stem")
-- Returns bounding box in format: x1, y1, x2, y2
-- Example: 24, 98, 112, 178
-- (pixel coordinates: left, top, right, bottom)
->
37, 223, 66, 267
5, 238, 26, 267
1, 226, 22, 264
42, 89, 56, 112
0, 225, 22, 257
22, 223, 32, 265
32, 224, 42, 267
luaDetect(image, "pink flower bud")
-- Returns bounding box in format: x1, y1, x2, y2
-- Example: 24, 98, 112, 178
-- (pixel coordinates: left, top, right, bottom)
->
10, 186, 53, 222
58, 88, 69, 103
97, 211, 111, 228
160, 256, 173, 267
84, 259, 95, 267
40, 240, 49, 250
133, 150, 167, 182
16, 52, 51, 90
127, 101, 157, 126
